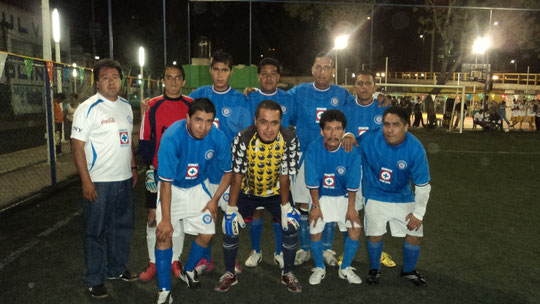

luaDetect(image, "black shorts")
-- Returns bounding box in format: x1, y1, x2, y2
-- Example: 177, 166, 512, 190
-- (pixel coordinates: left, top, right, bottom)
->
146, 190, 157, 209
237, 194, 281, 223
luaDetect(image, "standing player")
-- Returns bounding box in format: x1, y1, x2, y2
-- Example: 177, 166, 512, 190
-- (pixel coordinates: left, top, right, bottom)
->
360, 106, 431, 287
243, 57, 294, 268
71, 59, 138, 298
138, 64, 192, 282
154, 98, 232, 303
189, 50, 251, 273
305, 110, 363, 285
289, 51, 356, 266
215, 100, 301, 293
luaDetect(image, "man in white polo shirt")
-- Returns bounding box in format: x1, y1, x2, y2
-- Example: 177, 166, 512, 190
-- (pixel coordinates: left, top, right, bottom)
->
71, 59, 138, 299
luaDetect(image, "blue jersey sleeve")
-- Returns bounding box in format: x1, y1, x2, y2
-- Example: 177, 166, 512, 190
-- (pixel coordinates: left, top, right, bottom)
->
214, 130, 232, 174
304, 141, 320, 189
156, 122, 182, 182
288, 85, 298, 126
410, 144, 430, 186
346, 147, 362, 192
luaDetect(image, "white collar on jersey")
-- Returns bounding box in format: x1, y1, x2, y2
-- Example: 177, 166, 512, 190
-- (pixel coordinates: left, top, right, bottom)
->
212, 85, 232, 95
97, 92, 119, 103
312, 82, 331, 92
258, 88, 278, 96
355, 98, 375, 107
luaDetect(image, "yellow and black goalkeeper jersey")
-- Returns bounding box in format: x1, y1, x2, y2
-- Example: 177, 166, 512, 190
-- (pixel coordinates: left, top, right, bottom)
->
231, 125, 299, 197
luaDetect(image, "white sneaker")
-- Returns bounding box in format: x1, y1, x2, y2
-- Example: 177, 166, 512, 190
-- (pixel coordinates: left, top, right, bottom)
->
273, 252, 284, 269
338, 267, 362, 284
308, 267, 326, 285
323, 249, 338, 266
244, 250, 262, 268
157, 289, 173, 304
294, 249, 311, 266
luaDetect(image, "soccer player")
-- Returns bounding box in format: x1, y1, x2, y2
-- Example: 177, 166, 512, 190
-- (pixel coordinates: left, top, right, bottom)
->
359, 106, 431, 287
71, 59, 138, 298
243, 57, 294, 268
189, 50, 251, 274
155, 98, 232, 303
289, 51, 356, 267
215, 100, 302, 293
305, 110, 363, 285
138, 64, 193, 282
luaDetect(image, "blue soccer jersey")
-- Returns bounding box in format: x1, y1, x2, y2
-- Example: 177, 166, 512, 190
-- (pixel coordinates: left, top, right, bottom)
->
157, 119, 232, 189
247, 88, 293, 127
359, 130, 430, 203
344, 99, 388, 137
305, 137, 361, 197
289, 83, 355, 152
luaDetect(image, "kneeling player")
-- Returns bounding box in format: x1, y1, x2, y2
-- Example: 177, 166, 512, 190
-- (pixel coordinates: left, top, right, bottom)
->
305, 110, 363, 285
360, 106, 431, 287
216, 100, 302, 293
155, 98, 232, 303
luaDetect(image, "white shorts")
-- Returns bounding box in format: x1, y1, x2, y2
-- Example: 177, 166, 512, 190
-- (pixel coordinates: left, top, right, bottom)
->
310, 196, 355, 234
156, 182, 215, 236
355, 194, 364, 211
207, 182, 231, 212
291, 153, 311, 206
364, 199, 423, 237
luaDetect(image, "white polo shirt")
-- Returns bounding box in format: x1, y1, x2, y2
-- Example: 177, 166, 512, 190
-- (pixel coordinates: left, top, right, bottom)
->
71, 93, 134, 182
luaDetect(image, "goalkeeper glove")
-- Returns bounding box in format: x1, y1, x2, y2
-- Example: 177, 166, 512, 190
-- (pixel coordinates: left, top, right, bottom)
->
145, 165, 157, 193
281, 203, 300, 231
222, 205, 246, 237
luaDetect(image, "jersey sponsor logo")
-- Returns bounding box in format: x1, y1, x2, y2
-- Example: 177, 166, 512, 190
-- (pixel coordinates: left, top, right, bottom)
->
119, 129, 129, 146
202, 214, 213, 224
323, 173, 335, 189
186, 164, 199, 179
101, 118, 115, 125
213, 118, 220, 128
331, 97, 339, 106
397, 160, 408, 170
336, 166, 346, 175
379, 167, 392, 184
205, 150, 214, 160
127, 115, 133, 124
281, 105, 287, 114
316, 107, 327, 123
222, 107, 231, 117
374, 115, 383, 124
358, 126, 369, 136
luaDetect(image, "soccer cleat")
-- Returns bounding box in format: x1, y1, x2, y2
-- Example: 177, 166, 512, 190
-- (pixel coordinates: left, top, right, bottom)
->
244, 250, 263, 268
194, 258, 214, 275
157, 288, 173, 304
179, 269, 200, 289
294, 249, 311, 266
214, 271, 238, 292
308, 267, 326, 285
338, 267, 362, 284
323, 249, 338, 266
380, 252, 397, 268
281, 271, 302, 293
235, 260, 243, 275
139, 263, 157, 282
366, 269, 381, 285
400, 270, 427, 287
108, 270, 137, 282
88, 284, 108, 298
273, 252, 284, 269
171, 261, 182, 279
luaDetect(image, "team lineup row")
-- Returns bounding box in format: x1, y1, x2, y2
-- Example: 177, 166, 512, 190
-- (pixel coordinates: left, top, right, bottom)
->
70, 50, 431, 303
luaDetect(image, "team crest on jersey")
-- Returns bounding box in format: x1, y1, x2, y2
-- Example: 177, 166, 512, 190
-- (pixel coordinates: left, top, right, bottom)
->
358, 127, 369, 136
397, 160, 408, 170
213, 118, 220, 128
336, 166, 346, 175
379, 167, 392, 184
205, 150, 214, 160
119, 129, 129, 146
331, 97, 339, 106
223, 193, 230, 202
202, 214, 213, 224
374, 115, 383, 124
281, 105, 287, 114
222, 107, 231, 117
185, 164, 199, 180
127, 115, 133, 124
323, 173, 335, 189
316, 107, 327, 123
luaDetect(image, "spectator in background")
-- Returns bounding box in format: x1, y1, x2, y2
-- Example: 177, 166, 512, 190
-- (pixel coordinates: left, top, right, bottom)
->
53, 93, 66, 154
64, 93, 79, 145
510, 101, 520, 130
499, 101, 511, 130
526, 101, 536, 131
412, 100, 425, 128
535, 100, 540, 132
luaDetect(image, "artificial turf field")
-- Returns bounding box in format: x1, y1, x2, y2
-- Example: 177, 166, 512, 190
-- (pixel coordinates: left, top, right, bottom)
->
0, 129, 539, 304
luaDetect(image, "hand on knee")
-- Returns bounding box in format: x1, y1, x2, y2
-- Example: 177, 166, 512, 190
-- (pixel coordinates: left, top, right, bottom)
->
347, 228, 361, 241
310, 233, 322, 242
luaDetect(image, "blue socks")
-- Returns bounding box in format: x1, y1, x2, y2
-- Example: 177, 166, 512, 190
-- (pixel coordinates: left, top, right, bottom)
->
249, 218, 263, 253
341, 236, 360, 269
281, 224, 297, 274
367, 240, 383, 270
272, 222, 283, 254
402, 241, 421, 273
223, 235, 240, 274
184, 241, 207, 272
203, 243, 212, 261
322, 222, 336, 251
310, 239, 325, 269
299, 214, 310, 251
155, 247, 172, 291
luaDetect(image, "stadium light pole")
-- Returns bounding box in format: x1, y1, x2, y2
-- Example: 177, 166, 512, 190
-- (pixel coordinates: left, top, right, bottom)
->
334, 34, 349, 85
139, 46, 145, 112
52, 8, 62, 93
510, 59, 517, 73
72, 63, 78, 94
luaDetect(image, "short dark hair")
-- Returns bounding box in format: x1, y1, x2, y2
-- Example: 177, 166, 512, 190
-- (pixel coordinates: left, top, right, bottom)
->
54, 93, 66, 101
188, 98, 216, 118
211, 50, 233, 69
255, 99, 282, 119
164, 63, 185, 79
93, 58, 123, 81
355, 70, 376, 83
383, 106, 409, 125
258, 57, 280, 74
320, 109, 346, 129
314, 51, 333, 66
